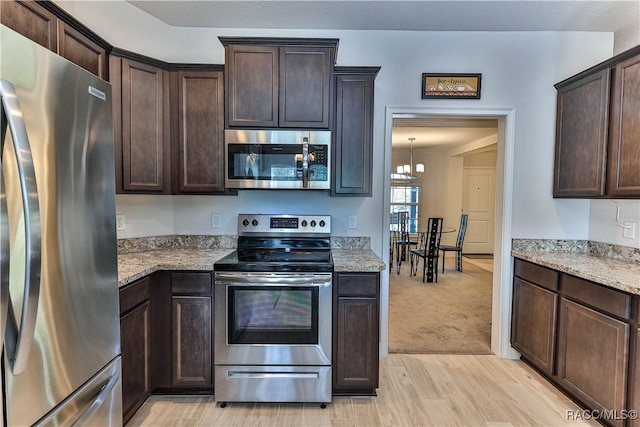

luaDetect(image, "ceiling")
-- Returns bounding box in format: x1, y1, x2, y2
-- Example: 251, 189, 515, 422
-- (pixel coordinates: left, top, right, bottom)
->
126, 0, 636, 149
392, 117, 497, 150
128, 1, 638, 35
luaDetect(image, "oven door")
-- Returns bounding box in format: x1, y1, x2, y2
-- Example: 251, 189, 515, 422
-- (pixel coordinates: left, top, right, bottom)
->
214, 272, 332, 366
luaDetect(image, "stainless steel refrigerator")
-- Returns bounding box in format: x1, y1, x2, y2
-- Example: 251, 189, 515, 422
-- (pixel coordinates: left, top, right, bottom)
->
1, 25, 122, 426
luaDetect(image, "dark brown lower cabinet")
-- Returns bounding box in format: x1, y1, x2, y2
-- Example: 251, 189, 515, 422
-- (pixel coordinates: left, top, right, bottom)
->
119, 276, 152, 425
333, 272, 379, 395
630, 328, 640, 427
170, 272, 213, 390
511, 277, 558, 376
512, 258, 637, 427
557, 298, 629, 427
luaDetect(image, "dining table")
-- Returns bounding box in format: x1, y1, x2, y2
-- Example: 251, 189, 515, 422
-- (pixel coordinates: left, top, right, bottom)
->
391, 226, 456, 274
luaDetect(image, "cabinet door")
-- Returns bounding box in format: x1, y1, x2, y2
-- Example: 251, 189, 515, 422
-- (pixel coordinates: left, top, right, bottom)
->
120, 58, 170, 193
120, 300, 152, 424
174, 71, 225, 193
334, 297, 378, 391
607, 54, 640, 197
557, 298, 629, 427
57, 21, 107, 79
553, 69, 610, 197
333, 273, 379, 394
332, 69, 378, 196
171, 296, 212, 388
225, 45, 278, 127
0, 0, 57, 51
630, 328, 640, 427
279, 46, 332, 128
511, 278, 558, 375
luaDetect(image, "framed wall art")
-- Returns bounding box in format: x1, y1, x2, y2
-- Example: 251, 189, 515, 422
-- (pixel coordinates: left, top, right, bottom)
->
422, 73, 482, 99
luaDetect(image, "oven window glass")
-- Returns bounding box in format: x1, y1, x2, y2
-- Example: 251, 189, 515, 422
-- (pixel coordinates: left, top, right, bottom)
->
227, 144, 328, 182
228, 286, 319, 344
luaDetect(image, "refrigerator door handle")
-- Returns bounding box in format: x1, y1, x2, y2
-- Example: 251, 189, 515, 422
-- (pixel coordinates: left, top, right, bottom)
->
0, 79, 42, 375
70, 372, 120, 427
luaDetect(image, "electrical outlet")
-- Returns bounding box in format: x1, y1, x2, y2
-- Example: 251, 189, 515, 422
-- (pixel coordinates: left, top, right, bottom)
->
211, 213, 221, 229
623, 221, 636, 239
116, 214, 126, 231
348, 215, 357, 229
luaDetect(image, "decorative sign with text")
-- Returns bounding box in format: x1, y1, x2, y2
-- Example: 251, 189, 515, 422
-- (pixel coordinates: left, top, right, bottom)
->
422, 73, 482, 99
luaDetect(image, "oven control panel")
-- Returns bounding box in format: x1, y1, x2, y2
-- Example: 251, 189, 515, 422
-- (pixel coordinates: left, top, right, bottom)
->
238, 214, 331, 235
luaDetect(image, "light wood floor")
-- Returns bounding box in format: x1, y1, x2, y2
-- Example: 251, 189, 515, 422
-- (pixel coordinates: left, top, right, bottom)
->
127, 354, 599, 427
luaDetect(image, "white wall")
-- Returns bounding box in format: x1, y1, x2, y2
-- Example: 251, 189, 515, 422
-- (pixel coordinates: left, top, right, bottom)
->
589, 200, 640, 249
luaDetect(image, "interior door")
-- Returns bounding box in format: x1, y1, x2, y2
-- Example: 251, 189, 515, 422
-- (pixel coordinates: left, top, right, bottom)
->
462, 167, 495, 254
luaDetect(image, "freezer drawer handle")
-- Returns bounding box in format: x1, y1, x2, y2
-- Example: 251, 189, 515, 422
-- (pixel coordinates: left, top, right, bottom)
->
228, 371, 319, 379
71, 371, 120, 427
0, 79, 42, 375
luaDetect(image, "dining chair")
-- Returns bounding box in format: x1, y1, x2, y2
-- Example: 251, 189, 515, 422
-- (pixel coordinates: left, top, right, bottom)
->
394, 212, 417, 274
408, 217, 443, 282
439, 213, 468, 273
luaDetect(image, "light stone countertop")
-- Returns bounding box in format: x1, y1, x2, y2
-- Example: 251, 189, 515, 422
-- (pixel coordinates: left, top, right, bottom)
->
118, 248, 386, 287
118, 249, 233, 287
332, 249, 386, 272
512, 250, 640, 295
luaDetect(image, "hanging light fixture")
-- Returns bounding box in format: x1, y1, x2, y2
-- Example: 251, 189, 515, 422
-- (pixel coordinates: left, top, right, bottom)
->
393, 137, 424, 182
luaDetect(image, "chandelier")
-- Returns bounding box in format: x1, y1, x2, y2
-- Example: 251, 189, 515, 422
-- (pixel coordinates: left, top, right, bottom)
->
393, 137, 424, 183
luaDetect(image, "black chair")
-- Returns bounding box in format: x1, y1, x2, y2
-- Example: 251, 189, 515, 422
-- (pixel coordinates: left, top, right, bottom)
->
439, 213, 468, 273
409, 217, 443, 282
394, 212, 417, 274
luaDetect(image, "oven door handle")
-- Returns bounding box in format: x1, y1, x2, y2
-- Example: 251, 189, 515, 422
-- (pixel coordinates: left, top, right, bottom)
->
214, 274, 331, 286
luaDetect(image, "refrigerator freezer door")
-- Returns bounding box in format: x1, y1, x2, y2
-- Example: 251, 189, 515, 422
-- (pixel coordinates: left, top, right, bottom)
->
34, 357, 123, 427
1, 26, 121, 426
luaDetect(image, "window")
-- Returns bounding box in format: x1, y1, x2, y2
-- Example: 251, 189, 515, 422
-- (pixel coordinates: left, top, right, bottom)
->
390, 185, 420, 232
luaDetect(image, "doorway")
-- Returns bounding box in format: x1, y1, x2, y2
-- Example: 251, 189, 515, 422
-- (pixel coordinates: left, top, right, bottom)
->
381, 107, 517, 359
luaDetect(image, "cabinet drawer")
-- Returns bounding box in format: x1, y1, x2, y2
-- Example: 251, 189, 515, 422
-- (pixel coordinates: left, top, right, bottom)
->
119, 275, 151, 314
171, 272, 212, 294
336, 273, 379, 297
562, 274, 631, 319
514, 259, 558, 290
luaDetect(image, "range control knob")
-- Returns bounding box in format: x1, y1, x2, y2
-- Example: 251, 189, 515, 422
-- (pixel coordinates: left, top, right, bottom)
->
310, 220, 317, 227
301, 220, 308, 227
319, 220, 325, 227
252, 219, 259, 227
242, 219, 250, 227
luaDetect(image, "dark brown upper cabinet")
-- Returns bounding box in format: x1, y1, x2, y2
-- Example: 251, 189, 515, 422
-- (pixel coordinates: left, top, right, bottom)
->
219, 37, 338, 129
332, 67, 379, 196
0, 0, 57, 50
607, 53, 640, 197
111, 48, 229, 195
110, 54, 171, 194
1, 0, 109, 79
171, 70, 225, 194
554, 45, 640, 198
57, 21, 108, 79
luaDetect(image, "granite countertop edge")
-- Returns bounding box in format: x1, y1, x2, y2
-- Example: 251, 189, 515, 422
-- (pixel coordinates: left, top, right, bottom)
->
118, 248, 386, 287
511, 250, 640, 296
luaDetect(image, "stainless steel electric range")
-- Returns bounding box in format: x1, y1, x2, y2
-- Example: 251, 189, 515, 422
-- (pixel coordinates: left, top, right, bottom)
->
213, 214, 333, 407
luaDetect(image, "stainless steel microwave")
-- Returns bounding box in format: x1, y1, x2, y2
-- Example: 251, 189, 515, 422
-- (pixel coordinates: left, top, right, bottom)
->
225, 130, 331, 190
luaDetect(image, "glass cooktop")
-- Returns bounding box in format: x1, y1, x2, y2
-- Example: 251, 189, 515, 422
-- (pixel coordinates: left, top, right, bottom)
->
214, 248, 333, 272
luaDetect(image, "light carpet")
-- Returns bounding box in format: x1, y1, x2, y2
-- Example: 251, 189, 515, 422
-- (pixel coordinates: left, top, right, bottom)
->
388, 258, 493, 354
